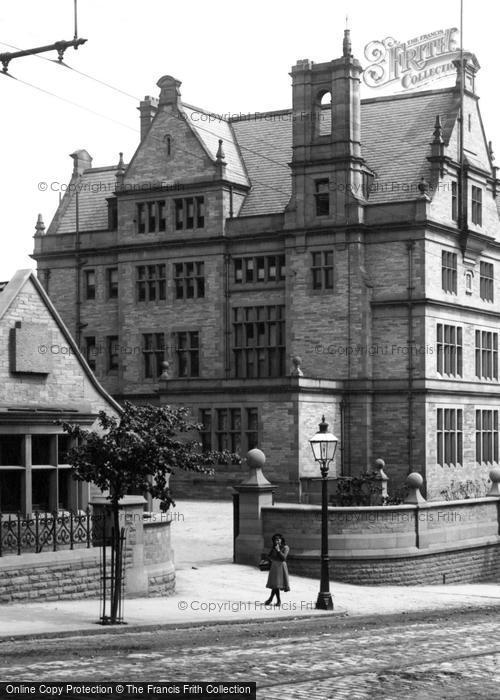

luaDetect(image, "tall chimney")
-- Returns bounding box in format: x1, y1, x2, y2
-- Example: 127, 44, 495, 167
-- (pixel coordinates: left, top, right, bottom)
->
70, 149, 92, 176
138, 95, 158, 141
157, 75, 182, 109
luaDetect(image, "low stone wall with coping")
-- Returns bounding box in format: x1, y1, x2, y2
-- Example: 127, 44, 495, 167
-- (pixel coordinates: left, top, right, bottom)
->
234, 450, 500, 585
260, 498, 500, 584
0, 500, 176, 603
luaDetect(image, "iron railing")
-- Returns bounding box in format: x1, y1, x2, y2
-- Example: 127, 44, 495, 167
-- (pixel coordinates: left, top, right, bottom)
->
0, 509, 92, 556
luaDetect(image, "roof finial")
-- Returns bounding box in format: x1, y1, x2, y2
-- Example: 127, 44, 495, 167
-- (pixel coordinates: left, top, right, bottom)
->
432, 115, 443, 144
343, 27, 352, 58
489, 140, 495, 162
35, 213, 45, 236
216, 138, 226, 163
117, 151, 125, 173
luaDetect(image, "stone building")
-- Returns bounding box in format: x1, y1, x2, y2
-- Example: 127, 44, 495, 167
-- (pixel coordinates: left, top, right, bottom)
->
32, 34, 500, 500
0, 269, 120, 514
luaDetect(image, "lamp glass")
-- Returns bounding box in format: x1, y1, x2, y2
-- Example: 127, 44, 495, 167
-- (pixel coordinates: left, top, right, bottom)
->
309, 432, 338, 463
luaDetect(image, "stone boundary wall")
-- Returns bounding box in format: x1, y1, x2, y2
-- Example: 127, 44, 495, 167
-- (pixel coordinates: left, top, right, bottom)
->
0, 548, 101, 604
259, 498, 500, 585
0, 512, 176, 604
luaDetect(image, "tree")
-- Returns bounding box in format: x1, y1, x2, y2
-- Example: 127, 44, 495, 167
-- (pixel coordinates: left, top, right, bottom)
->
60, 401, 238, 623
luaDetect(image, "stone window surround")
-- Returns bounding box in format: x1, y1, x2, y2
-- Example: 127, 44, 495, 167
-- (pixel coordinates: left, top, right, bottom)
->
232, 304, 286, 379
475, 329, 498, 381
311, 249, 334, 292
476, 409, 499, 465
436, 323, 463, 377
198, 406, 259, 456
233, 255, 286, 285
136, 264, 167, 303
441, 250, 458, 295
479, 261, 494, 302
436, 407, 463, 467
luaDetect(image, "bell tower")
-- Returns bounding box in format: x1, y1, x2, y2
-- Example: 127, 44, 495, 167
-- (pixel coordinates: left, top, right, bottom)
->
285, 30, 370, 228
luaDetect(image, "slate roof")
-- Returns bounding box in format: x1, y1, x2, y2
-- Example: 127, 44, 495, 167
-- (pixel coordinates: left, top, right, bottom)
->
231, 112, 292, 217
361, 90, 459, 206
181, 104, 249, 187
53, 166, 118, 235
49, 86, 464, 230
231, 89, 460, 215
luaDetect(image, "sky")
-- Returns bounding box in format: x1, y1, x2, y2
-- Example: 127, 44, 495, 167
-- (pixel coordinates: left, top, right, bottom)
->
0, 0, 497, 280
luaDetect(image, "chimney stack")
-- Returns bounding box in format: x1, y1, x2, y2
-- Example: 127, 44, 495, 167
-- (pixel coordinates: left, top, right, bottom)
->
157, 75, 182, 109
138, 95, 158, 141
70, 149, 92, 177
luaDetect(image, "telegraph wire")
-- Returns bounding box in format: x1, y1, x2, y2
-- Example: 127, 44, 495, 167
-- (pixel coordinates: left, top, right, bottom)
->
0, 40, 469, 215
0, 40, 293, 200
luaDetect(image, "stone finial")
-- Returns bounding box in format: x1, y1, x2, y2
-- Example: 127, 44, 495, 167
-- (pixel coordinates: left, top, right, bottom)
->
35, 213, 45, 236
290, 355, 303, 377
159, 360, 170, 380
487, 468, 500, 497
489, 141, 495, 162
404, 472, 426, 504
240, 448, 272, 487
432, 115, 443, 144
117, 152, 125, 174
343, 28, 352, 58
373, 458, 387, 477
216, 139, 226, 163
371, 458, 388, 504
116, 152, 125, 188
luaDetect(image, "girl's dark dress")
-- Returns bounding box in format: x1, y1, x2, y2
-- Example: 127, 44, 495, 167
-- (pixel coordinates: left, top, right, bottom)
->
266, 544, 290, 591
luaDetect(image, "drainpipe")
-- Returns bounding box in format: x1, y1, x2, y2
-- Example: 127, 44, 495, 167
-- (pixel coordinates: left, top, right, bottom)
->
339, 399, 345, 475
224, 252, 231, 377
75, 190, 81, 347
345, 238, 352, 476
407, 240, 415, 473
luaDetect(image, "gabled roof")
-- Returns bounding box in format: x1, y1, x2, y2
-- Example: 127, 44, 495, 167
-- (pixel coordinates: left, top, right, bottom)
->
46, 85, 471, 230
0, 269, 122, 414
181, 104, 249, 187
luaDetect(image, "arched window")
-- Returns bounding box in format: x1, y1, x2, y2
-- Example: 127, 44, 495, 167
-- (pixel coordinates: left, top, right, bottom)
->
163, 134, 172, 157
318, 91, 331, 137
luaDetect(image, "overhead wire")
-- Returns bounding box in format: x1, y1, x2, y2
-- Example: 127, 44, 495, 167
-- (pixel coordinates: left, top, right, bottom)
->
0, 40, 467, 222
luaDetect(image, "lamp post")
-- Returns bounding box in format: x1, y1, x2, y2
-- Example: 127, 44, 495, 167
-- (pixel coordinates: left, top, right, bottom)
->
309, 415, 338, 610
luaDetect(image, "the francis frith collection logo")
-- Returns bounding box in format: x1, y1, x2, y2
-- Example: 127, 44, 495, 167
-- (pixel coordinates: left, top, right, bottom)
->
363, 28, 460, 90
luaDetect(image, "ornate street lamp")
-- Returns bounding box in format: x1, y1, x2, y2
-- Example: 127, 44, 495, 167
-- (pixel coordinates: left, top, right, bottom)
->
309, 415, 338, 610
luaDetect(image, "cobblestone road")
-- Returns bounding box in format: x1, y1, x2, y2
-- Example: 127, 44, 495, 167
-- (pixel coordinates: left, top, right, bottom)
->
2, 611, 500, 698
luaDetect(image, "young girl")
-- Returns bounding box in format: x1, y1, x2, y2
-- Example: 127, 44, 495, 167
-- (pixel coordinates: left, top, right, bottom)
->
264, 533, 290, 606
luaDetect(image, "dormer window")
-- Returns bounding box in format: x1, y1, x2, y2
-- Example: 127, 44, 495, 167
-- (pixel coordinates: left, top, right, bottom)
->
314, 179, 329, 217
